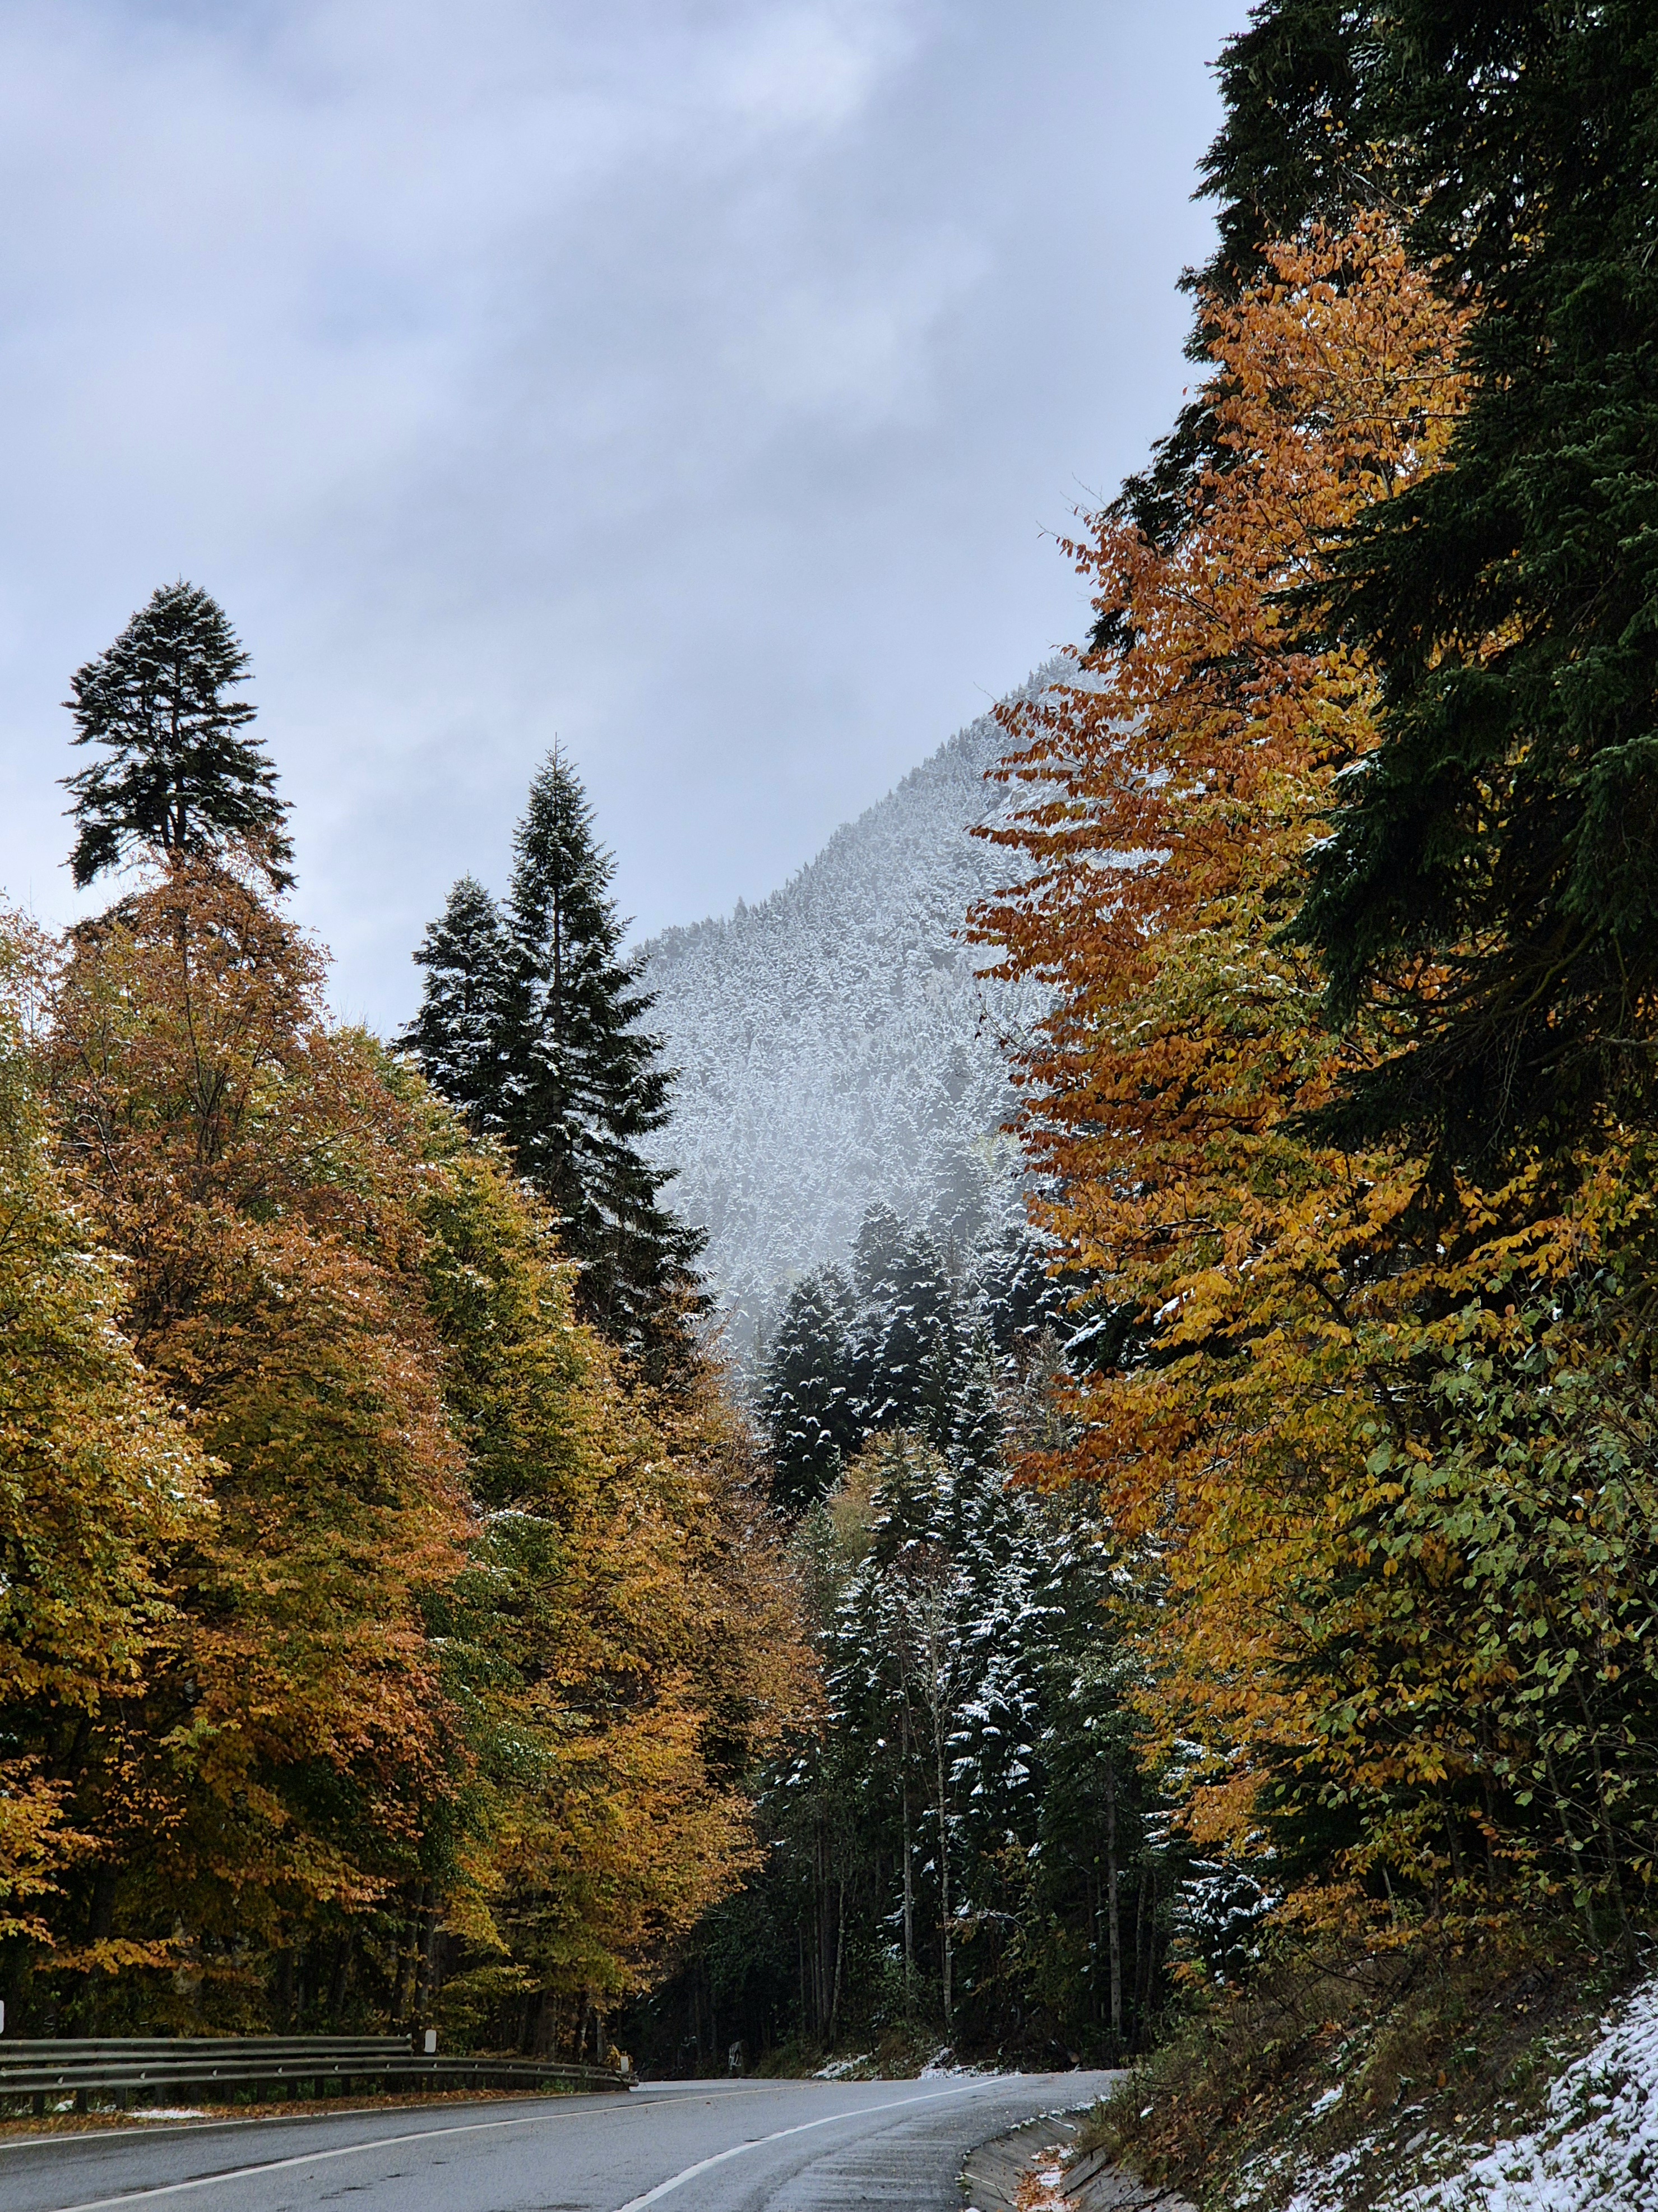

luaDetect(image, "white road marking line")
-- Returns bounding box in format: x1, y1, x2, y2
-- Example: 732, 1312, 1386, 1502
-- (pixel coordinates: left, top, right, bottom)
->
41, 2090, 720, 2210
612, 2082, 987, 2210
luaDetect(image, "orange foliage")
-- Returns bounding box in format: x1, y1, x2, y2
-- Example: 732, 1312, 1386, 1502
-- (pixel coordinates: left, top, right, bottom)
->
45, 858, 470, 1960
0, 911, 209, 1946
972, 220, 1474, 1867
22, 856, 816, 2029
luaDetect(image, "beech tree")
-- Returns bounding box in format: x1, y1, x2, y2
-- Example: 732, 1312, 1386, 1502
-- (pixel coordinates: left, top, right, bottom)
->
972, 220, 1493, 1933
44, 860, 470, 2010
407, 1106, 812, 2047
0, 915, 208, 1959
62, 583, 294, 893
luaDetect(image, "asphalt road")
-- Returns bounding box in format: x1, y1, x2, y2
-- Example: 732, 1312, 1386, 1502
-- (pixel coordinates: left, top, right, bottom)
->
0, 2072, 1119, 2212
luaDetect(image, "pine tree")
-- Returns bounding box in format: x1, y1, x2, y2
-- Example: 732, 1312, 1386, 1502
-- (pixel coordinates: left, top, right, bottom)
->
499, 751, 705, 1374
62, 582, 294, 892
401, 875, 513, 1137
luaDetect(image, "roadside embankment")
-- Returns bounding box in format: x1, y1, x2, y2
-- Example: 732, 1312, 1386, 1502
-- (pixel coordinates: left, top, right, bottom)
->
1064, 1930, 1655, 2211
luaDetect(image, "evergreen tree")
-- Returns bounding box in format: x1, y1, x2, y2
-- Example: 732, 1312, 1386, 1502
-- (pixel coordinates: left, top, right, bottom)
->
62, 582, 294, 892
846, 1206, 958, 1440
1302, 2, 1658, 1158
759, 1270, 859, 1514
400, 875, 513, 1137
1178, 3, 1658, 1161
404, 754, 706, 1376
499, 751, 705, 1375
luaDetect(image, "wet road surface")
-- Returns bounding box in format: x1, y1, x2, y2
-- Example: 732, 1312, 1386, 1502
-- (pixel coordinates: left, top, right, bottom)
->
0, 2071, 1118, 2212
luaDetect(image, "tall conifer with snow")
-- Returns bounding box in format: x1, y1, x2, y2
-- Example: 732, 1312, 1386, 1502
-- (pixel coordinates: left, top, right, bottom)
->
62, 582, 294, 891
406, 751, 705, 1377
759, 1270, 860, 1512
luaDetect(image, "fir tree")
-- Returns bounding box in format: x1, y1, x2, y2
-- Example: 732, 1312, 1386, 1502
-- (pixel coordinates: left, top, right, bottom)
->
1179, 3, 1658, 1160
500, 751, 705, 1373
847, 1207, 959, 1442
401, 875, 513, 1138
759, 1270, 859, 1514
1298, 1, 1658, 1157
62, 582, 294, 891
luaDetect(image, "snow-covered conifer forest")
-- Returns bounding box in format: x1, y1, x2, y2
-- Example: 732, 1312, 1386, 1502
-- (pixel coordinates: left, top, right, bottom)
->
640, 665, 1060, 1349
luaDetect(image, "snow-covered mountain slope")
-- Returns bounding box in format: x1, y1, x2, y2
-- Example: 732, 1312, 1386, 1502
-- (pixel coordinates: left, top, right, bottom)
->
641, 665, 1059, 1338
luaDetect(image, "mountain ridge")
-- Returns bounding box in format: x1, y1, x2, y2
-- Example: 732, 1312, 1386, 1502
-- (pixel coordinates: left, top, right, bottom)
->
641, 662, 1060, 1339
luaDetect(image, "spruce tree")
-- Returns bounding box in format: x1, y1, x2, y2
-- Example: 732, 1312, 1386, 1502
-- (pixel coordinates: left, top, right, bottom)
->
760, 1270, 859, 1513
1173, 3, 1658, 1160
1296, 1, 1658, 1158
401, 875, 513, 1138
409, 749, 705, 1376
847, 1207, 959, 1441
62, 581, 294, 891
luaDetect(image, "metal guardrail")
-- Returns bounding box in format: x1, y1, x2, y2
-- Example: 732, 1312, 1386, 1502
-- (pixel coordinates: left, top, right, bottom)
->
0, 2034, 631, 2116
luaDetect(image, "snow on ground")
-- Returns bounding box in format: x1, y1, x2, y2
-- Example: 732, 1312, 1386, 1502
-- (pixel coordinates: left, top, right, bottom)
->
1281, 1972, 1658, 2212
918, 2048, 992, 2079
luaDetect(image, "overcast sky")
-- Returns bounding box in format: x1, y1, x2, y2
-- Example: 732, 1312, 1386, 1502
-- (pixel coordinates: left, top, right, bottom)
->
0, 0, 1242, 1031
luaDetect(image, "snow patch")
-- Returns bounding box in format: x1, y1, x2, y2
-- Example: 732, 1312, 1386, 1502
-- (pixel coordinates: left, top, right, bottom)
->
920, 2046, 991, 2079
1282, 1971, 1658, 2212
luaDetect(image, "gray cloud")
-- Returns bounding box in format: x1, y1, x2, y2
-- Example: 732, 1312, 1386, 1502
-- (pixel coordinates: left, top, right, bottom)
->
0, 0, 1241, 1028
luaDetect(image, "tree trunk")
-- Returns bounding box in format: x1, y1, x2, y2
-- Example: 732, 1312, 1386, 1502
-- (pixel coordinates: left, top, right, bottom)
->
827, 1881, 846, 2048
901, 1706, 915, 1997
1105, 1757, 1123, 2043
934, 1707, 952, 2031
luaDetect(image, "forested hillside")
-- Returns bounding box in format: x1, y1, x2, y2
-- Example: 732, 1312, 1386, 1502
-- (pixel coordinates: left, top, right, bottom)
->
640, 670, 1058, 1340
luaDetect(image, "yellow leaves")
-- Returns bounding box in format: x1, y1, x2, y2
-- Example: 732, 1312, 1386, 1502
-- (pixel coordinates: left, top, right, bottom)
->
974, 223, 1486, 1903
415, 1126, 814, 2006
5, 866, 815, 2024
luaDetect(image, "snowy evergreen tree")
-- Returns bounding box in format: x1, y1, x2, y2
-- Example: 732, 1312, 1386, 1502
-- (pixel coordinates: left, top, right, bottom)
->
628, 1407, 1176, 2069
405, 751, 705, 1377
62, 582, 294, 892
759, 1270, 859, 1513
847, 1207, 960, 1440
500, 751, 706, 1374
401, 874, 513, 1136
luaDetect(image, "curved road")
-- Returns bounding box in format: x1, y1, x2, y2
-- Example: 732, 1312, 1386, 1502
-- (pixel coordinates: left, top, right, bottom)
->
0, 2072, 1118, 2212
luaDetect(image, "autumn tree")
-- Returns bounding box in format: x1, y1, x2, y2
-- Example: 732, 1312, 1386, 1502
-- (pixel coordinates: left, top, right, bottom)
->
406, 1102, 814, 2052
0, 913, 208, 1977
38, 857, 469, 2025
973, 218, 1495, 1932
